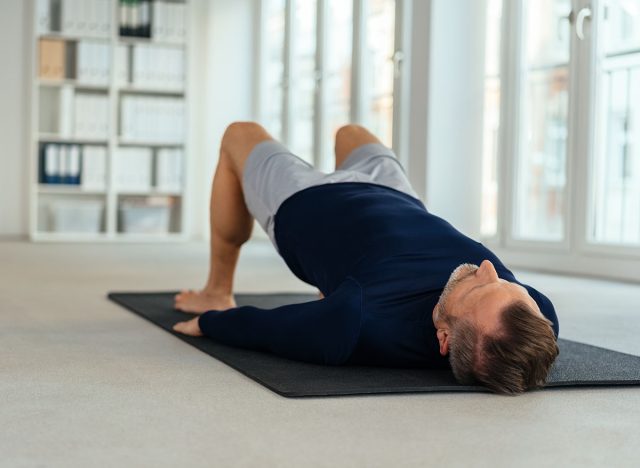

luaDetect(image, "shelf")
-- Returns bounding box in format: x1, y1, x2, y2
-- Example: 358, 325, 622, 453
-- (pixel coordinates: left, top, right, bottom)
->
37, 185, 106, 195
31, 232, 110, 242
114, 232, 186, 242
118, 86, 185, 96
39, 79, 109, 91
38, 33, 110, 42
31, 231, 187, 243
117, 190, 183, 197
117, 139, 184, 148
118, 36, 186, 48
38, 133, 109, 145
31, 1, 190, 243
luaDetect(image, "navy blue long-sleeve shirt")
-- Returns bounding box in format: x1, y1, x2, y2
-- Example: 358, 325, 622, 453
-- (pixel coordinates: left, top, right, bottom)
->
198, 182, 559, 368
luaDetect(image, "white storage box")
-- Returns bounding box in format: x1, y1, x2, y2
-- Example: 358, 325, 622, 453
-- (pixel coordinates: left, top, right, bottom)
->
49, 199, 104, 233
119, 198, 171, 234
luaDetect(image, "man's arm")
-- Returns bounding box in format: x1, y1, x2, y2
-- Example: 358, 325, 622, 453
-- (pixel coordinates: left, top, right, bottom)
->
178, 277, 363, 365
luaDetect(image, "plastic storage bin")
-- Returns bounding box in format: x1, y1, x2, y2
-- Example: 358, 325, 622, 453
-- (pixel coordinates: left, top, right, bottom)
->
119, 198, 171, 234
49, 199, 104, 233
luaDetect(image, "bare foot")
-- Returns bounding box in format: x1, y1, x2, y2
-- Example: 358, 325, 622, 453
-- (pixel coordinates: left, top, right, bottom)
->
174, 289, 236, 314
173, 316, 203, 336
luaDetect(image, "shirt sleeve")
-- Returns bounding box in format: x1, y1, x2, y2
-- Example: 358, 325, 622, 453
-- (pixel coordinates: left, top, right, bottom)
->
197, 277, 363, 365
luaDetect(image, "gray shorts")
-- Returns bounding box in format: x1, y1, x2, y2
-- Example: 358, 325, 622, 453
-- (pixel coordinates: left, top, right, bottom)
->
241, 140, 419, 252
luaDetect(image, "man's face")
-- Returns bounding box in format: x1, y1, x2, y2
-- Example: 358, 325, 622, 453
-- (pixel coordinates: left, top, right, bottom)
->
432, 260, 543, 355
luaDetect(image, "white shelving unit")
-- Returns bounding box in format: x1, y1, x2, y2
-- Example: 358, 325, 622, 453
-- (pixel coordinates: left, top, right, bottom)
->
27, 0, 189, 242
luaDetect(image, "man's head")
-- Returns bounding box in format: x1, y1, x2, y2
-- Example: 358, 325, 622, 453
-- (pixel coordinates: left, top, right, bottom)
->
432, 260, 559, 394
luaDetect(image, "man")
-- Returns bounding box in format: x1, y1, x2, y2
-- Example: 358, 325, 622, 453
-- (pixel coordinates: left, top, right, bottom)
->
172, 122, 559, 395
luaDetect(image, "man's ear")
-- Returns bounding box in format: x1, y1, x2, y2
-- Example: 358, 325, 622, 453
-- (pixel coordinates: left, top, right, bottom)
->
436, 328, 450, 356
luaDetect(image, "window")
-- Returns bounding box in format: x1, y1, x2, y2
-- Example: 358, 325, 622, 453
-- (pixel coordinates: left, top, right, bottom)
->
258, 0, 401, 172
322, 0, 354, 171
480, 0, 503, 238
514, 0, 572, 241
480, 0, 640, 280
362, 0, 396, 147
262, 0, 286, 141
590, 0, 640, 245
288, 0, 317, 163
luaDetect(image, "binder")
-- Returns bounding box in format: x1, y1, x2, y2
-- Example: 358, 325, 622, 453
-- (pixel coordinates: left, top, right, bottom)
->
120, 0, 128, 36
115, 147, 152, 191
77, 41, 110, 85
69, 145, 82, 184
99, 0, 111, 37
132, 44, 185, 89
72, 92, 108, 139
130, 0, 140, 37
76, 0, 87, 36
59, 85, 74, 137
73, 92, 85, 137
140, 0, 151, 38
59, 144, 70, 184
36, 0, 52, 35
86, 0, 98, 36
61, 0, 77, 35
82, 146, 108, 191
97, 94, 109, 137
156, 148, 182, 192
121, 94, 184, 143
43, 144, 61, 184
121, 0, 151, 38
176, 3, 186, 43
116, 44, 130, 85
152, 1, 164, 41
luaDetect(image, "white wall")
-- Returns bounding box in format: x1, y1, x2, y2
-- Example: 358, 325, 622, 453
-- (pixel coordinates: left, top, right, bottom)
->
422, 0, 487, 240
187, 0, 258, 240
0, 0, 28, 237
406, 0, 430, 203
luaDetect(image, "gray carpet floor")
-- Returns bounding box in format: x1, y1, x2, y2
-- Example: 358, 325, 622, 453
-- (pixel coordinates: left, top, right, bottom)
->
2, 240, 640, 468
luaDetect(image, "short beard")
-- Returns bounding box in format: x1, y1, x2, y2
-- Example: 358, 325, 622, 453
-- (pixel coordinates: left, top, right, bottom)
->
435, 263, 479, 324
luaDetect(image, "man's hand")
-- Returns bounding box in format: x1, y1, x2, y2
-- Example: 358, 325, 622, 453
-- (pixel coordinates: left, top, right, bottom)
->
173, 316, 204, 337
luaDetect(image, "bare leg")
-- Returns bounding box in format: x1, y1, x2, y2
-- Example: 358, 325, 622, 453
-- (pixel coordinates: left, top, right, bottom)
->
175, 122, 274, 313
334, 124, 382, 170
174, 123, 382, 334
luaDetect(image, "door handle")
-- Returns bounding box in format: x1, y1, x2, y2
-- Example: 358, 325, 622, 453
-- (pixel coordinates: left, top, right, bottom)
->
575, 6, 592, 40
392, 50, 404, 79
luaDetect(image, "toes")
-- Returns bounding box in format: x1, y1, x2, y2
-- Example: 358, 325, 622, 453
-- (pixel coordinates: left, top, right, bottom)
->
174, 289, 194, 301
175, 289, 199, 299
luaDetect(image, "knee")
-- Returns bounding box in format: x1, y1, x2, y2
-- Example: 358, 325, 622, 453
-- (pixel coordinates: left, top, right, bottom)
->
335, 124, 379, 162
221, 121, 264, 147
335, 124, 366, 144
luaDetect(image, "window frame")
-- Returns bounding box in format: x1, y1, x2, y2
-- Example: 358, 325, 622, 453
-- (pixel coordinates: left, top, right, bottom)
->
485, 0, 640, 282
256, 0, 408, 171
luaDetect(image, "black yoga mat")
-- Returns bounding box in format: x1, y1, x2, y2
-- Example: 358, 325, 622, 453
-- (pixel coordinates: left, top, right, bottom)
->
108, 291, 640, 397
